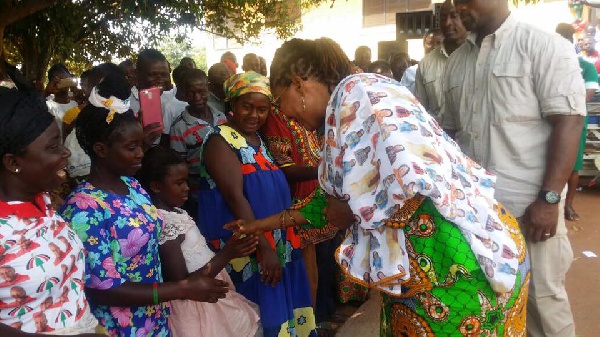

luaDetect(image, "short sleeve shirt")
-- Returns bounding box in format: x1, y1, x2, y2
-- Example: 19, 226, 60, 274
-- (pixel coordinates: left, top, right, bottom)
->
60, 177, 170, 337
0, 193, 88, 333
169, 108, 228, 190
443, 13, 586, 217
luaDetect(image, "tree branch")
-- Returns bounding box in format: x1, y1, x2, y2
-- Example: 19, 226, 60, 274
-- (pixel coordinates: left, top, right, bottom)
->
1, 0, 59, 28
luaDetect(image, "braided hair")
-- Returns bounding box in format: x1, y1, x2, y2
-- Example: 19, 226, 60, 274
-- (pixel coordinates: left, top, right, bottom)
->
75, 74, 140, 159
270, 38, 351, 92
0, 89, 54, 159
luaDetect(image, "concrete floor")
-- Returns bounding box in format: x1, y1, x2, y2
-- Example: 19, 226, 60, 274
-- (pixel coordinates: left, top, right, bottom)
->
336, 187, 600, 336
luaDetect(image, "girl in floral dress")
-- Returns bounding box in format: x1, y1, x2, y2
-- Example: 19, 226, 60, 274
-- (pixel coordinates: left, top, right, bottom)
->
137, 146, 260, 337
59, 74, 230, 336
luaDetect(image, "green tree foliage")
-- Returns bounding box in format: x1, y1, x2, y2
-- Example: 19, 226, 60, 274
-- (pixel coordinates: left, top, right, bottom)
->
158, 37, 208, 72
1, 0, 333, 83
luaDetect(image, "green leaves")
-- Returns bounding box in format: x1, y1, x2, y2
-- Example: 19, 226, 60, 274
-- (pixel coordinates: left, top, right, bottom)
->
3, 0, 334, 81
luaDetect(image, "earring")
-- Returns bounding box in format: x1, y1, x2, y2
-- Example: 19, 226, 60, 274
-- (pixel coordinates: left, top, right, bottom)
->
302, 96, 306, 113
14, 168, 20, 173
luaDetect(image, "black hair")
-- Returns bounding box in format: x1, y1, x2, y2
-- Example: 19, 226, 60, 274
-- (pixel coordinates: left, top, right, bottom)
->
243, 53, 258, 63
136, 49, 168, 71
556, 23, 575, 43
172, 65, 189, 87
75, 74, 140, 159
220, 51, 237, 64
208, 63, 231, 84
137, 146, 186, 197
389, 52, 411, 66
354, 46, 371, 60
181, 69, 208, 92
47, 63, 71, 81
270, 38, 351, 92
0, 89, 54, 158
118, 59, 135, 70
367, 60, 392, 73
80, 69, 93, 81
96, 63, 126, 79
179, 57, 196, 67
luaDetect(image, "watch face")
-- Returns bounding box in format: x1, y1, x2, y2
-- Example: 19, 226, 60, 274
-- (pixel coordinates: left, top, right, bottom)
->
546, 191, 560, 204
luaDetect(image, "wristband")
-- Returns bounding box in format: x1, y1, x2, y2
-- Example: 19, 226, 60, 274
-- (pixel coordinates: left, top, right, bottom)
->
152, 282, 159, 305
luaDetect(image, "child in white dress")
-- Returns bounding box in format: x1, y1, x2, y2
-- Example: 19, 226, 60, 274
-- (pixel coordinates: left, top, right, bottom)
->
138, 146, 260, 337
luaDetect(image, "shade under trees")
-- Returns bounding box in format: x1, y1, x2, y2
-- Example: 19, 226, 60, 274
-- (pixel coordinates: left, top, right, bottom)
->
1, 0, 332, 83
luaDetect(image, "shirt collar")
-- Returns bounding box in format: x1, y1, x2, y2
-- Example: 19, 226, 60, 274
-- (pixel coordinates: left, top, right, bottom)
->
182, 106, 213, 126
131, 86, 139, 100
0, 194, 48, 218
439, 44, 450, 58
492, 12, 517, 48
467, 12, 517, 49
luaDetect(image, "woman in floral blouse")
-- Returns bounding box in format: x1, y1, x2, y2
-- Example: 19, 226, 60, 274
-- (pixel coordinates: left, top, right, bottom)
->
60, 74, 229, 336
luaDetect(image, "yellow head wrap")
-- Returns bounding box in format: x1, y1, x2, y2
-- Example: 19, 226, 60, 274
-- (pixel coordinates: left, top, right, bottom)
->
224, 71, 272, 102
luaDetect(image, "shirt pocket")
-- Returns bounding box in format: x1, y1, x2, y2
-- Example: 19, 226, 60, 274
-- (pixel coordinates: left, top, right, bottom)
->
491, 62, 540, 123
444, 73, 464, 117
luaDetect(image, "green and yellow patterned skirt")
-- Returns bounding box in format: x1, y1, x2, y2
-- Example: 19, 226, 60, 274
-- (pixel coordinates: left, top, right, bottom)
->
379, 197, 529, 336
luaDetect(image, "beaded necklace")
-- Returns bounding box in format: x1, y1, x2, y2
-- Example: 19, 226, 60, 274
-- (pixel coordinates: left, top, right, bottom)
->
276, 109, 321, 166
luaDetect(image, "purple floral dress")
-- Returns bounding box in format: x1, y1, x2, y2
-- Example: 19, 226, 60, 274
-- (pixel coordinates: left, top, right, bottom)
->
60, 176, 170, 337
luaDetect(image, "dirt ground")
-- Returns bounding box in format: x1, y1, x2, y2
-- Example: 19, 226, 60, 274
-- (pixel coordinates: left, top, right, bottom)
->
336, 186, 600, 336
564, 186, 600, 337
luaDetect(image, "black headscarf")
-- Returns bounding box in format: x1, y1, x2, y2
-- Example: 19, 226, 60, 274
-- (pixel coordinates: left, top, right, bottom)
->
0, 89, 55, 157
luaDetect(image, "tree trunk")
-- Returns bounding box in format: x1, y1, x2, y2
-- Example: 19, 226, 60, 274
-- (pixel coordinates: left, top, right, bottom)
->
19, 31, 55, 84
0, 0, 59, 82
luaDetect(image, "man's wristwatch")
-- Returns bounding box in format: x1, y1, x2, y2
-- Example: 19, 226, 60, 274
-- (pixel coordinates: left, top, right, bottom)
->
538, 190, 561, 204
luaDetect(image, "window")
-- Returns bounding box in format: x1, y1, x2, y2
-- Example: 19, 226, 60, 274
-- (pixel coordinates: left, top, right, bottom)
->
363, 0, 432, 27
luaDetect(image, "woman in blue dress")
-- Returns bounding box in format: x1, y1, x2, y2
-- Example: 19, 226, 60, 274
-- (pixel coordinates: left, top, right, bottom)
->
198, 71, 316, 337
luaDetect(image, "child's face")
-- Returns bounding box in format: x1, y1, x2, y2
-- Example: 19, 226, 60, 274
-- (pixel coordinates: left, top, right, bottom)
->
156, 163, 190, 208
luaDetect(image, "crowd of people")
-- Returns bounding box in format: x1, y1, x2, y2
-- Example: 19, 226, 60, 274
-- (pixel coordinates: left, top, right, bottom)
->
0, 0, 590, 336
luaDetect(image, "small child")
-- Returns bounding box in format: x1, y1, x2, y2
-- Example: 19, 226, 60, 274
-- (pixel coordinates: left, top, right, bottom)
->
138, 146, 261, 337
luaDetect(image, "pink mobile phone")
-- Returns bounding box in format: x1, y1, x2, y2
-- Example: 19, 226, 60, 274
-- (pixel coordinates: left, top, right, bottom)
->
139, 87, 163, 130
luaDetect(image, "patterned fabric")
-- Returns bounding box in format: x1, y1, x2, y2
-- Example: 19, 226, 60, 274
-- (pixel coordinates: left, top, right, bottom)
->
60, 177, 170, 337
224, 71, 272, 102
158, 208, 260, 337
197, 125, 317, 337
262, 108, 337, 246
0, 193, 91, 333
379, 198, 529, 336
169, 107, 228, 192
319, 73, 519, 295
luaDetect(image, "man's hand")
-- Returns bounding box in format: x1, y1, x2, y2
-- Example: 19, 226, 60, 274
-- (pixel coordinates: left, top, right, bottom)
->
522, 199, 559, 243
324, 196, 355, 230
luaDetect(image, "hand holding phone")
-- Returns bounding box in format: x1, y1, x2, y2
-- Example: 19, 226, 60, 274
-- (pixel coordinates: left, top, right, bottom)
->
56, 77, 77, 90
139, 87, 164, 132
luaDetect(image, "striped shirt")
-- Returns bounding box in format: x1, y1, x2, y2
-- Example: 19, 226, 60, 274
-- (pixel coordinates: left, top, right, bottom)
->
169, 107, 228, 190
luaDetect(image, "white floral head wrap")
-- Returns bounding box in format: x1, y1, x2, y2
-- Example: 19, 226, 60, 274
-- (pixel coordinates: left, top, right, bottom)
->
88, 86, 130, 123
